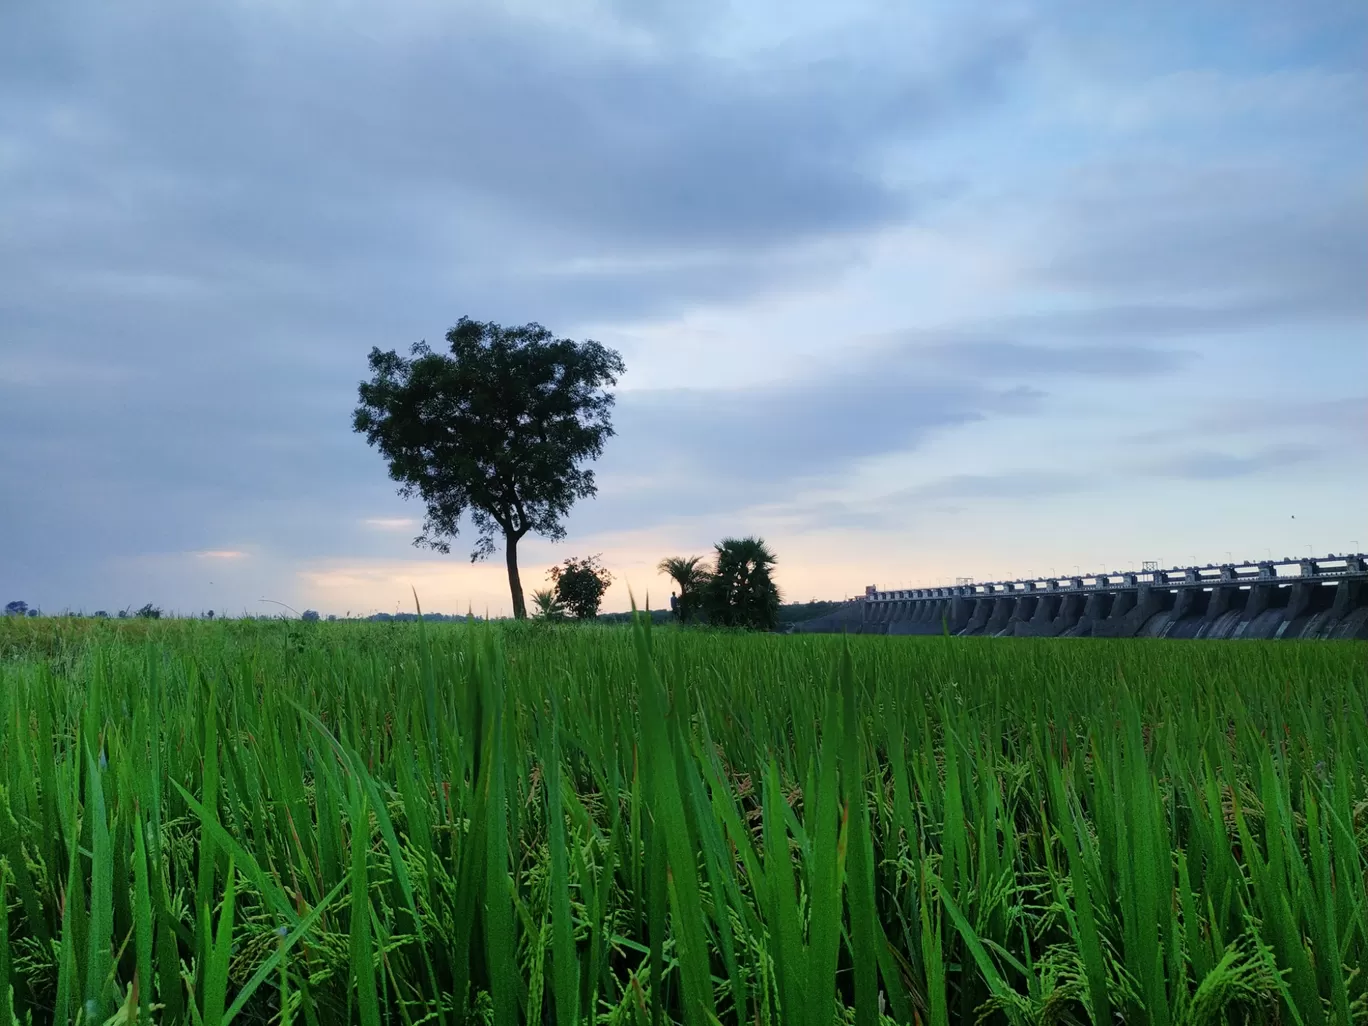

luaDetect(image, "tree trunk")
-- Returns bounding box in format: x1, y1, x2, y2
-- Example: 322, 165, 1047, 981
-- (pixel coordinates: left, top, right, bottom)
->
505, 530, 527, 619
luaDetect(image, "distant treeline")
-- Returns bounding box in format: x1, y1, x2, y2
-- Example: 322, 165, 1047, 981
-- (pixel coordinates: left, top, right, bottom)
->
5, 603, 845, 626
595, 599, 846, 628
347, 612, 480, 623
774, 599, 849, 624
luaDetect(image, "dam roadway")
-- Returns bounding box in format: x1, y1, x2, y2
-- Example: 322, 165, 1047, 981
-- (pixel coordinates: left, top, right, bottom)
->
796, 554, 1368, 640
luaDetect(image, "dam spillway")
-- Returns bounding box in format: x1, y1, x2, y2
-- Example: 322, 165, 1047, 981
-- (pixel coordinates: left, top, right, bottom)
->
801, 555, 1368, 640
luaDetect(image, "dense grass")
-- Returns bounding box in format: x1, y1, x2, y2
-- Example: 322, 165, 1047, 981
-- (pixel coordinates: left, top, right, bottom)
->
0, 615, 1365, 1024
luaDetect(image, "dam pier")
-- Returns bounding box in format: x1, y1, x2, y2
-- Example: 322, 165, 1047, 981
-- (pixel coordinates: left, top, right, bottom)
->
798, 554, 1368, 640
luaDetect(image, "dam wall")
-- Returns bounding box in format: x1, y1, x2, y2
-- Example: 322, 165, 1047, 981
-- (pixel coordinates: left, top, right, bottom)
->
847, 555, 1368, 640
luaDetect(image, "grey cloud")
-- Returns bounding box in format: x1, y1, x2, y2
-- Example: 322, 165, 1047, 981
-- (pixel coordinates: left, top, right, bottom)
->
763, 469, 1092, 533
898, 470, 1091, 501
609, 379, 1032, 483
856, 321, 1199, 381
1142, 444, 1322, 480
0, 0, 1029, 443
979, 298, 1348, 343
908, 336, 1190, 376
556, 362, 1048, 537
1036, 160, 1366, 321
764, 499, 897, 533
0, 1, 1022, 321
1128, 396, 1365, 444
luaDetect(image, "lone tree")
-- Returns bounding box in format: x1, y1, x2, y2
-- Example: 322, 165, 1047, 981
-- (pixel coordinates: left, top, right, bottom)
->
549, 554, 613, 620
703, 537, 781, 630
354, 317, 625, 619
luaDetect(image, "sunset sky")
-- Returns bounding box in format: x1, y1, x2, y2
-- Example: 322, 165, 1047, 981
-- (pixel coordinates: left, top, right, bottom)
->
2, 0, 1364, 617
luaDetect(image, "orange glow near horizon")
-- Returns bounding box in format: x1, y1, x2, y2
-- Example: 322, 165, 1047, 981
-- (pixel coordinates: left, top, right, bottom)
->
293, 530, 968, 617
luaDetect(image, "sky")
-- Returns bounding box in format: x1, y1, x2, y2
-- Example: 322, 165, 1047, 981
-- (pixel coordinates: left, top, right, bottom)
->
2, 0, 1364, 618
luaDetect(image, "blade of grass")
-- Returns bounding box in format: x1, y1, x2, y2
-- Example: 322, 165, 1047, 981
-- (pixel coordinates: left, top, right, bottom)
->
544, 698, 580, 1026
132, 810, 155, 1025
222, 874, 350, 1026
83, 745, 114, 1023
348, 782, 381, 1026
202, 858, 237, 1026
0, 858, 14, 1026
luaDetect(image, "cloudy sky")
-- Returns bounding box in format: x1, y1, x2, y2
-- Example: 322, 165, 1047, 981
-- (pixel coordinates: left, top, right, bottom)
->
2, 0, 1364, 617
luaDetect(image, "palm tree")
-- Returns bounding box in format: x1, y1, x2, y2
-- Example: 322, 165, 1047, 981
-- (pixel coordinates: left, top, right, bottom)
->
703, 537, 780, 630
531, 588, 567, 621
657, 555, 711, 623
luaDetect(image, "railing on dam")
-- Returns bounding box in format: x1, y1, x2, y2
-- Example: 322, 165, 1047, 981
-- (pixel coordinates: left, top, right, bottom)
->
865, 554, 1368, 603
854, 554, 1368, 641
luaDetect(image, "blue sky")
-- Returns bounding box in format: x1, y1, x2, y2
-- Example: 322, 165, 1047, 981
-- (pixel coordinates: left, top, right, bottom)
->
2, 0, 1363, 617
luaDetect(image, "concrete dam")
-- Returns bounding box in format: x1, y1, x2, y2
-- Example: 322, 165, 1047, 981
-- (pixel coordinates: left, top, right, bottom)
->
797, 554, 1368, 640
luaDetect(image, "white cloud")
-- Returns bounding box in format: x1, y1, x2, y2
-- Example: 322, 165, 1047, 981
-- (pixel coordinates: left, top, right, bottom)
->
362, 517, 419, 530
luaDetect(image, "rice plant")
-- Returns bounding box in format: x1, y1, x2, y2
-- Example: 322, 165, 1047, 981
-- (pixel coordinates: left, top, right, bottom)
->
0, 614, 1364, 1024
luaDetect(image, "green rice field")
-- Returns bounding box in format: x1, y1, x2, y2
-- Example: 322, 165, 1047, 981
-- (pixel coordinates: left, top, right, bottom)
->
0, 616, 1366, 1025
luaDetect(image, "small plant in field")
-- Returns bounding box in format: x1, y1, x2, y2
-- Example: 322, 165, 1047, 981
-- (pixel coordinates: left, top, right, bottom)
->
548, 554, 612, 619
531, 588, 567, 620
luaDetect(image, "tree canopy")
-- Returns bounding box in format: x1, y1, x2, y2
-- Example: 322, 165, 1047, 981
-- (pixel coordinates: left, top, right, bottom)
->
549, 555, 613, 620
703, 537, 781, 630
354, 317, 625, 618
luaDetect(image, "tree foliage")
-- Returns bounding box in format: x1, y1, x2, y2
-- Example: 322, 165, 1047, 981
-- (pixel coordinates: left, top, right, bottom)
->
703, 537, 780, 630
549, 555, 613, 620
353, 317, 625, 618
657, 555, 712, 623
530, 588, 567, 621
3, 601, 27, 617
